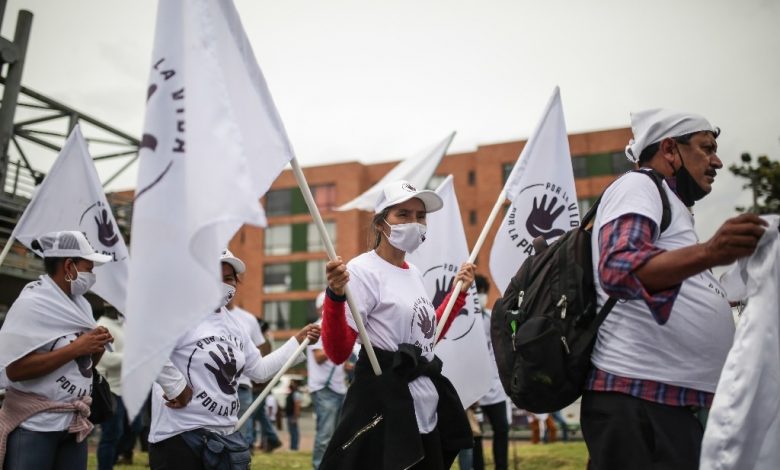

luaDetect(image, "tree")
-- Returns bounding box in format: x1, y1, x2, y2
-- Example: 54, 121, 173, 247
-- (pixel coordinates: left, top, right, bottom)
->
729, 153, 780, 214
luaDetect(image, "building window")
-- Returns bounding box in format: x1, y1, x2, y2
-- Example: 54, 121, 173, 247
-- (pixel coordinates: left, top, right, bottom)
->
264, 224, 291, 255
468, 170, 476, 186
572, 156, 588, 178
263, 263, 291, 293
502, 163, 514, 184
312, 184, 337, 212
611, 152, 635, 174
469, 210, 477, 225
426, 175, 447, 190
266, 189, 292, 216
307, 260, 328, 291
264, 301, 290, 330
585, 153, 613, 177
307, 221, 337, 252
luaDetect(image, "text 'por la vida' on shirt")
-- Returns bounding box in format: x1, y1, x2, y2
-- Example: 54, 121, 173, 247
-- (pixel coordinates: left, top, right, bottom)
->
344, 250, 440, 433
590, 171, 734, 393
14, 333, 93, 432
149, 308, 303, 442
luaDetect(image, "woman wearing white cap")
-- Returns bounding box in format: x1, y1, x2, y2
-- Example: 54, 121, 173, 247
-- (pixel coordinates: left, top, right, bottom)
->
0, 230, 114, 470
147, 249, 321, 470
319, 180, 476, 470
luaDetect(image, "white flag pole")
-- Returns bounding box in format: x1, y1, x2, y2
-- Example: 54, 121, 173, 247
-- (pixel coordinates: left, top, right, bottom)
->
289, 157, 382, 376
0, 236, 15, 267
233, 338, 310, 432
434, 189, 507, 343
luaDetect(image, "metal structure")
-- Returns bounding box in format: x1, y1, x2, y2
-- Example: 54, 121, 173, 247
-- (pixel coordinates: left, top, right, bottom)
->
0, 3, 139, 296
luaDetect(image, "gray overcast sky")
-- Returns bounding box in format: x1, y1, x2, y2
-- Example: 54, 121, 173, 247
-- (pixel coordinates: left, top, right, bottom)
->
4, 0, 780, 240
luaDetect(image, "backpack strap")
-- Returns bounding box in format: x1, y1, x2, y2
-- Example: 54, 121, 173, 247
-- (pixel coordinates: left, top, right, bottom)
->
582, 169, 672, 234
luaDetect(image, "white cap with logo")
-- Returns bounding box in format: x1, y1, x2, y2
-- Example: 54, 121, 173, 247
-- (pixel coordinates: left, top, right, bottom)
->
625, 109, 718, 163
374, 180, 444, 214
220, 249, 246, 274
35, 231, 112, 265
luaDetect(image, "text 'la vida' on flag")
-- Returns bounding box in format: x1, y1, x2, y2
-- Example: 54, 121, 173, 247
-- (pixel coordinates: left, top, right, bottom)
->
123, 0, 296, 418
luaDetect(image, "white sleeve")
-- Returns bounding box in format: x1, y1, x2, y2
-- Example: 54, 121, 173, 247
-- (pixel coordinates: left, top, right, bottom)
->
344, 263, 378, 332
599, 172, 665, 238
247, 315, 265, 347
155, 360, 187, 399
243, 337, 304, 383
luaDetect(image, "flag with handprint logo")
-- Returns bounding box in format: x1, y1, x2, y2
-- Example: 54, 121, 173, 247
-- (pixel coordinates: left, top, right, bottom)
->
123, 0, 295, 418
489, 87, 579, 294
407, 175, 491, 407
10, 125, 129, 312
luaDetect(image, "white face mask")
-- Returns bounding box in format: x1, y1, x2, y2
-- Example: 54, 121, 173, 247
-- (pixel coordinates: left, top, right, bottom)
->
67, 266, 96, 297
383, 220, 427, 254
219, 283, 236, 309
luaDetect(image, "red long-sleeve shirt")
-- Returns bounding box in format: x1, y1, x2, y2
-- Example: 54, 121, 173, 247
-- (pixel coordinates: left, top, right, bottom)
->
321, 262, 467, 364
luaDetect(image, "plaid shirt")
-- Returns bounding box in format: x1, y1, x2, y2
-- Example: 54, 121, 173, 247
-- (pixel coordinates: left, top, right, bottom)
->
587, 210, 713, 407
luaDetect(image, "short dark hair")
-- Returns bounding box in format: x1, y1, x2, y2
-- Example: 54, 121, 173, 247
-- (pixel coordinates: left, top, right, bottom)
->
31, 239, 75, 276
638, 129, 721, 164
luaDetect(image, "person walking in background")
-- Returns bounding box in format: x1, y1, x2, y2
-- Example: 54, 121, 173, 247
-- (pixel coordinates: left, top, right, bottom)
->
285, 380, 302, 451
474, 274, 509, 470
96, 304, 143, 470
308, 291, 348, 469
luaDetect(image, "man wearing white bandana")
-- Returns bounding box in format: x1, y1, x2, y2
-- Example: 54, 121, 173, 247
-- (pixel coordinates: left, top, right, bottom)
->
582, 109, 767, 469
0, 230, 114, 470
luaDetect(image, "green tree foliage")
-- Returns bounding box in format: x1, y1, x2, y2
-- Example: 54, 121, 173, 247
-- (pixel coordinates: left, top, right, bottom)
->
729, 153, 780, 214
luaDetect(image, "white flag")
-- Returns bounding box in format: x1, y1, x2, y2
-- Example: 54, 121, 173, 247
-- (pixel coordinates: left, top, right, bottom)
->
10, 125, 129, 312
700, 215, 780, 470
123, 0, 295, 417
336, 132, 455, 211
489, 87, 579, 294
407, 175, 491, 407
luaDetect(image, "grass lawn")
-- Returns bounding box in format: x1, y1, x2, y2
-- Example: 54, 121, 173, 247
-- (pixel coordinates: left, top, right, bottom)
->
88, 442, 588, 469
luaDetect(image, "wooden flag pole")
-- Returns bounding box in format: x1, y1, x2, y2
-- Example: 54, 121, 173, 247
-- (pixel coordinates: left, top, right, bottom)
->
434, 189, 507, 343
289, 157, 382, 376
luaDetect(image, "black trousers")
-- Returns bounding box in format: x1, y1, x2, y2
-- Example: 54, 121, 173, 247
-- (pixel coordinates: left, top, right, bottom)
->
149, 434, 203, 470
581, 391, 704, 470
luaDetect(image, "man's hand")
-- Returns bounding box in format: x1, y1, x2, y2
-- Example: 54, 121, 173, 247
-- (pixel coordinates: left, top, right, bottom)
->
70, 327, 113, 356
295, 323, 322, 344
703, 213, 767, 266
326, 257, 349, 296
164, 385, 193, 409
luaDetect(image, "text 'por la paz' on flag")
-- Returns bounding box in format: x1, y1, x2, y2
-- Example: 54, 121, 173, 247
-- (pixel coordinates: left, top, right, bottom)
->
336, 131, 456, 212
123, 0, 295, 419
406, 175, 492, 408
10, 124, 129, 313
489, 87, 579, 294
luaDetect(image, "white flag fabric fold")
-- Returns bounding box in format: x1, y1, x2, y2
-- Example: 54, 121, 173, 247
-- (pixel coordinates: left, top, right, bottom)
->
700, 215, 780, 470
407, 175, 491, 407
489, 88, 579, 294
336, 131, 455, 211
10, 125, 129, 313
123, 0, 294, 418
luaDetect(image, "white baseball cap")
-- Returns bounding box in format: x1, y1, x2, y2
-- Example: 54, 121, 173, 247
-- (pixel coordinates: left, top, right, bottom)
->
625, 109, 718, 163
374, 180, 444, 214
35, 231, 112, 265
220, 249, 246, 274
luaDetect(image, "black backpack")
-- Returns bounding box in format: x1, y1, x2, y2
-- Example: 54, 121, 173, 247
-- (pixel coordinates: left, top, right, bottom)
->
490, 169, 671, 413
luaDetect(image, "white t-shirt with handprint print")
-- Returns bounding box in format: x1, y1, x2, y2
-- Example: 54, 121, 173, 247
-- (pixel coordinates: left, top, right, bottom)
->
345, 250, 440, 433
149, 308, 304, 443
13, 333, 93, 432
